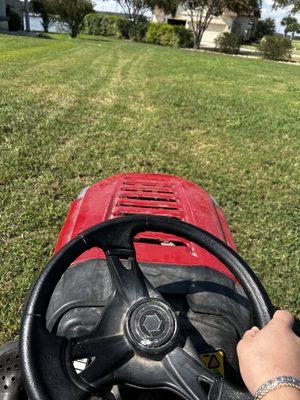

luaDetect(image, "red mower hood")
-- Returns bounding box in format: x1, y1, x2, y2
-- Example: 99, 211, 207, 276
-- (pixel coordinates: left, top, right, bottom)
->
55, 173, 237, 280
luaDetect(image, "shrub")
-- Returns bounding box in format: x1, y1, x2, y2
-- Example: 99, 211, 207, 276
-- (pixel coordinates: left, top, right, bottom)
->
116, 16, 149, 41
258, 35, 292, 61
145, 23, 161, 44
84, 13, 96, 34
8, 11, 22, 31
101, 15, 119, 36
174, 25, 194, 48
215, 32, 242, 54
145, 23, 193, 48
84, 13, 119, 36
159, 24, 179, 47
6, 6, 22, 31
116, 17, 130, 39
131, 18, 149, 41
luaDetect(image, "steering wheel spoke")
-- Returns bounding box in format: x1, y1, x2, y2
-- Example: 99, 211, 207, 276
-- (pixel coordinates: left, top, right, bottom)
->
162, 347, 252, 400
163, 347, 215, 400
71, 334, 133, 388
115, 348, 219, 400
106, 253, 161, 305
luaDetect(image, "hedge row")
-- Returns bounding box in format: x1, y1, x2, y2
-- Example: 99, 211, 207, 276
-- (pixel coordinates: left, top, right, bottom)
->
84, 14, 294, 61
84, 14, 193, 48
145, 23, 193, 48
214, 32, 292, 61
84, 14, 119, 37
117, 16, 149, 41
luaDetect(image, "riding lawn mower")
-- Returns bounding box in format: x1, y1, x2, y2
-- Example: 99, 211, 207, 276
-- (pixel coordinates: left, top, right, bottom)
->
0, 172, 282, 400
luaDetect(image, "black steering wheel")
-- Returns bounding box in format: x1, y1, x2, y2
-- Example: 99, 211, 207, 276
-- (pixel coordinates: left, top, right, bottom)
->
20, 215, 275, 400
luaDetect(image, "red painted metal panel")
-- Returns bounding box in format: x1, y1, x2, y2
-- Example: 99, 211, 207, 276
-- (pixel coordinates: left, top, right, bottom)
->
55, 173, 237, 281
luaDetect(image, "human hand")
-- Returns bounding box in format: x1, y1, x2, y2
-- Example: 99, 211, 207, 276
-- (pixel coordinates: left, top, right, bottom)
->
237, 310, 300, 396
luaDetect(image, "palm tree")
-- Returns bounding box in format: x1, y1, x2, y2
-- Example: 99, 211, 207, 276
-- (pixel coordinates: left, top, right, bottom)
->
281, 16, 300, 39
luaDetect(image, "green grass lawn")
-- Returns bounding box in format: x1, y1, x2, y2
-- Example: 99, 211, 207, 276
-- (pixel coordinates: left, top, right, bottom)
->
0, 33, 299, 343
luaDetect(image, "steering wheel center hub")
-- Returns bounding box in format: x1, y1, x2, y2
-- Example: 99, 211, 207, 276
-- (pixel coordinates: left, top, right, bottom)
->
126, 299, 178, 353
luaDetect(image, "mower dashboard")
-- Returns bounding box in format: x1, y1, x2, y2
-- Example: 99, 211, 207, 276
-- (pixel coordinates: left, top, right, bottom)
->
46, 259, 252, 390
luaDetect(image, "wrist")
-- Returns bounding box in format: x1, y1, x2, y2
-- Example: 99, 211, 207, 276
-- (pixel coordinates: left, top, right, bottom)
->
254, 376, 300, 400
263, 387, 300, 400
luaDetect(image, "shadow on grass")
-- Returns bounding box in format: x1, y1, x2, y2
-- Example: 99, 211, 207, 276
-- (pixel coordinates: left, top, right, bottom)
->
193, 45, 299, 63
0, 30, 39, 37
36, 32, 54, 40
198, 45, 259, 57
0, 30, 57, 40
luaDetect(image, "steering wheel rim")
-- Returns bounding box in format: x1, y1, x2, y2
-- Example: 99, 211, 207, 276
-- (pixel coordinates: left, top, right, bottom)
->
20, 215, 275, 400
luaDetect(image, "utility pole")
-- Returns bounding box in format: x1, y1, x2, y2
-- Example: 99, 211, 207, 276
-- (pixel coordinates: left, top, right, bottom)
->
24, 0, 30, 31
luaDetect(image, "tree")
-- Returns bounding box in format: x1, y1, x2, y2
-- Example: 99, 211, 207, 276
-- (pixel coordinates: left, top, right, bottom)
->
281, 16, 300, 38
30, 0, 55, 32
54, 0, 94, 37
252, 18, 276, 41
112, 0, 150, 25
111, 0, 156, 39
147, 0, 180, 15
111, 0, 181, 26
180, 0, 259, 49
273, 0, 300, 15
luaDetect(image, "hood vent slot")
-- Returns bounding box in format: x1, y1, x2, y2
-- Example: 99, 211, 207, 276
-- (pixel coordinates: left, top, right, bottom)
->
111, 178, 184, 221
120, 195, 176, 203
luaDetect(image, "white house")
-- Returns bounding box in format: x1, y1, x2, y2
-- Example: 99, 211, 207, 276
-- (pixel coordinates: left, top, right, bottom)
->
152, 5, 257, 46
